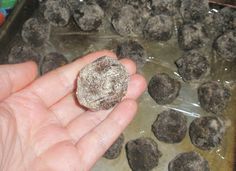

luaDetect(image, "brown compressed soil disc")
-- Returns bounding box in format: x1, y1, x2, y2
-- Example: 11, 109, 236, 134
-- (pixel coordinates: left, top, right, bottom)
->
175, 50, 210, 82
189, 116, 226, 150
103, 133, 125, 159
76, 56, 129, 111
168, 151, 210, 171
116, 40, 147, 69
8, 45, 42, 65
152, 109, 187, 144
126, 137, 162, 171
148, 73, 181, 105
198, 81, 231, 114
214, 31, 236, 62
40, 52, 68, 75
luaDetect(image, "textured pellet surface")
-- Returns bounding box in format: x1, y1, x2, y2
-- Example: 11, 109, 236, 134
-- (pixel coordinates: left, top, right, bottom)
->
189, 116, 226, 150
152, 109, 187, 144
103, 134, 124, 159
168, 151, 210, 171
126, 137, 162, 171
76, 56, 129, 111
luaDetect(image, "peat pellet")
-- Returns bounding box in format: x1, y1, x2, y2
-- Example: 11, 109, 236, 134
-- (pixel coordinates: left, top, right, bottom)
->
76, 56, 129, 111
213, 31, 236, 62
148, 73, 181, 105
126, 137, 162, 171
168, 151, 210, 171
21, 18, 50, 47
44, 0, 71, 27
152, 109, 187, 143
179, 0, 209, 22
111, 5, 143, 36
175, 50, 209, 82
178, 23, 208, 50
73, 2, 104, 31
103, 134, 124, 159
116, 40, 147, 69
143, 15, 173, 41
189, 116, 226, 150
40, 52, 68, 75
126, 0, 150, 8
150, 0, 175, 15
198, 81, 231, 114
8, 45, 42, 65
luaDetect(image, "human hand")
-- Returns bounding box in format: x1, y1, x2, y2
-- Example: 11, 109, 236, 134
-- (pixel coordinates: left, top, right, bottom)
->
0, 50, 146, 171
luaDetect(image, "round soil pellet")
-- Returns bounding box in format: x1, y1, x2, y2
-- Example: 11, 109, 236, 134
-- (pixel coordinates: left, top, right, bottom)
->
148, 73, 181, 105
116, 40, 147, 69
179, 0, 209, 22
220, 7, 236, 30
126, 0, 150, 8
96, 0, 125, 18
150, 0, 175, 15
103, 134, 124, 159
198, 81, 231, 114
203, 11, 227, 38
21, 18, 50, 47
95, 0, 111, 9
152, 109, 187, 144
189, 116, 226, 150
178, 22, 208, 50
143, 15, 173, 41
126, 137, 162, 171
111, 5, 143, 36
73, 2, 104, 31
8, 45, 42, 65
40, 52, 68, 75
213, 31, 236, 62
76, 56, 129, 111
168, 151, 210, 171
66, 0, 80, 12
175, 50, 209, 82
44, 0, 71, 27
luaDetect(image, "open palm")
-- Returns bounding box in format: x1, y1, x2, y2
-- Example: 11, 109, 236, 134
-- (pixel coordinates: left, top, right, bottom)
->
0, 50, 146, 171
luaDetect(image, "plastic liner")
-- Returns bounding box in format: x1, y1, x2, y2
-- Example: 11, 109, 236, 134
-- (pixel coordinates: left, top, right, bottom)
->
0, 2, 235, 171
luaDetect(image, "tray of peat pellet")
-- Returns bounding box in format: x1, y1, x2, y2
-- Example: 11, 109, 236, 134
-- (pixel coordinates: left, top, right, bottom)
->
0, 0, 236, 171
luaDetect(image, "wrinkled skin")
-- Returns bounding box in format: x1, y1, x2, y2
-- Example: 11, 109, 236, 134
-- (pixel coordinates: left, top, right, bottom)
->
0, 50, 146, 170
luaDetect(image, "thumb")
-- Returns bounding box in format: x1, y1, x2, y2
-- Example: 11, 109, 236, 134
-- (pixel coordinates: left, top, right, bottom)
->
0, 61, 38, 101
